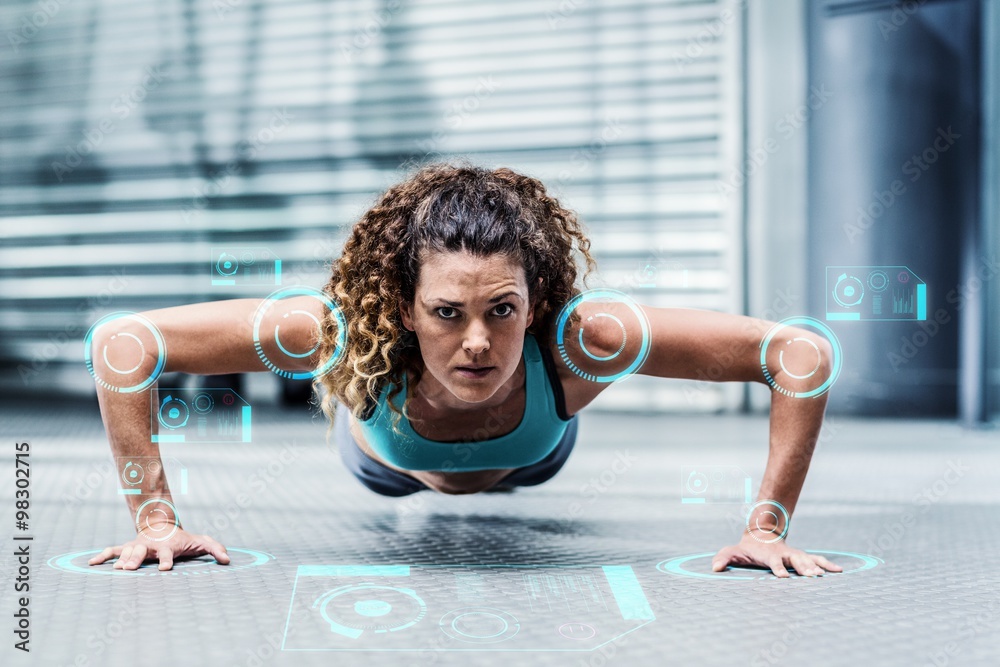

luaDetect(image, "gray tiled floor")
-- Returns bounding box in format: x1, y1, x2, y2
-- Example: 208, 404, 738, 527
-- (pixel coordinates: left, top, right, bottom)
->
1, 398, 998, 666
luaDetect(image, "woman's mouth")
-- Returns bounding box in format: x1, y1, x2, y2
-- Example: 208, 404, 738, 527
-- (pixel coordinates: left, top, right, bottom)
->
455, 366, 495, 379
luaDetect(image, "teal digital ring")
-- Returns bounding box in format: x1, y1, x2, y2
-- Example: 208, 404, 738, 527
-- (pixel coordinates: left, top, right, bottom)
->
555, 289, 651, 383
135, 498, 180, 542
759, 316, 842, 399
252, 287, 347, 380
83, 312, 167, 393
46, 548, 274, 576
745, 500, 789, 544
656, 551, 883, 581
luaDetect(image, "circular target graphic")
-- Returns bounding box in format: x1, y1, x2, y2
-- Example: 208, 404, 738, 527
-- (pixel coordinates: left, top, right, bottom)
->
656, 550, 882, 581
252, 287, 347, 380
84, 312, 167, 393
157, 395, 190, 429
868, 270, 889, 292
135, 499, 179, 542
555, 289, 651, 383
240, 251, 256, 265
686, 471, 709, 495
122, 461, 144, 486
745, 500, 790, 544
759, 317, 842, 399
313, 584, 426, 638
440, 608, 520, 644
47, 547, 273, 576
216, 252, 239, 276
193, 393, 214, 413
832, 273, 864, 308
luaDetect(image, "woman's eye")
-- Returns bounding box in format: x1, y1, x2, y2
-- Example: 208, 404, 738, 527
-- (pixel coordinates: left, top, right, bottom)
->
436, 307, 457, 319
493, 304, 514, 317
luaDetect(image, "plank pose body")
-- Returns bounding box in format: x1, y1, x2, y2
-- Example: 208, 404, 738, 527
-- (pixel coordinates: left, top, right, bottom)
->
89, 163, 842, 578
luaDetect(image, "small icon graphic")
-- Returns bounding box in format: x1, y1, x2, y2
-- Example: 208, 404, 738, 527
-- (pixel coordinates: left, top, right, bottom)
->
680, 466, 753, 504
211, 246, 282, 286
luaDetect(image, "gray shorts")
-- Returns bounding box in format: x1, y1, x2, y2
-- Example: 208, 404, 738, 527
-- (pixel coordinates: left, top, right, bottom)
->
334, 403, 579, 497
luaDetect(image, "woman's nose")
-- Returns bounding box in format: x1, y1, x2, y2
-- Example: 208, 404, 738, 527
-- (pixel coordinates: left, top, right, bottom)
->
462, 322, 490, 354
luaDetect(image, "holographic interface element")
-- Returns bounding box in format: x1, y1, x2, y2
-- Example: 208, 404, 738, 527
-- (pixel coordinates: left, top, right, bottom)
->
252, 286, 347, 380
656, 551, 882, 581
117, 456, 188, 496
745, 499, 789, 544
282, 565, 655, 651
680, 466, 753, 504
759, 317, 842, 399
555, 289, 651, 383
211, 246, 282, 286
83, 312, 166, 393
151, 387, 251, 444
826, 265, 926, 321
135, 498, 179, 542
48, 547, 273, 576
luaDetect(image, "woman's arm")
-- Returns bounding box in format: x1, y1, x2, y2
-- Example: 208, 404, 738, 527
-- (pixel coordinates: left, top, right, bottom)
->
562, 304, 842, 577
87, 296, 325, 570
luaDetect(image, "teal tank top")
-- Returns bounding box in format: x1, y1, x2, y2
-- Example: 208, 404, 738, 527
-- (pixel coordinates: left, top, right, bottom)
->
356, 334, 571, 472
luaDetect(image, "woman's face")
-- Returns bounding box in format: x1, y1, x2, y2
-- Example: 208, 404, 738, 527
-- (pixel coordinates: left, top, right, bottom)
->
400, 249, 534, 405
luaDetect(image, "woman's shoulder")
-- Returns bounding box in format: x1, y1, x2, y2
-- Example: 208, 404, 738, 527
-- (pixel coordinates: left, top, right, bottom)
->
537, 330, 612, 418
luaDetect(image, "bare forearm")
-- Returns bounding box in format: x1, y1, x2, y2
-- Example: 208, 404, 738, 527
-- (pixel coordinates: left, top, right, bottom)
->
756, 391, 828, 518
96, 385, 178, 524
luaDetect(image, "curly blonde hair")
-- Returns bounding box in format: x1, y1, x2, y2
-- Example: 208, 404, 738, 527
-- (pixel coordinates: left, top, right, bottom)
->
314, 162, 596, 429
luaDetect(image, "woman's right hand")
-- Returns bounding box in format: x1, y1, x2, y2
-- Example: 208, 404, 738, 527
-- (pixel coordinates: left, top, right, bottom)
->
88, 527, 230, 571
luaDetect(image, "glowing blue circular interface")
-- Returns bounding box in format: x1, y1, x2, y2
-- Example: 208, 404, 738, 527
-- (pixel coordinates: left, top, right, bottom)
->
555, 289, 651, 383
656, 550, 883, 581
83, 312, 167, 393
252, 286, 347, 380
745, 499, 790, 543
759, 316, 842, 399
135, 498, 180, 542
47, 548, 274, 576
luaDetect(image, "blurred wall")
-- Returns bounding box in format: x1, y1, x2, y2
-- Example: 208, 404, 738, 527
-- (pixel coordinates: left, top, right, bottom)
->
807, 0, 983, 418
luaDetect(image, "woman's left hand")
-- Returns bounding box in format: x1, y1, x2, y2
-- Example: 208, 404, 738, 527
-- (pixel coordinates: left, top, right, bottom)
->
711, 534, 844, 578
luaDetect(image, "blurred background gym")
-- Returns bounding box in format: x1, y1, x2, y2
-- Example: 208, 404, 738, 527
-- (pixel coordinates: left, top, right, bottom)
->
1, 1, 998, 666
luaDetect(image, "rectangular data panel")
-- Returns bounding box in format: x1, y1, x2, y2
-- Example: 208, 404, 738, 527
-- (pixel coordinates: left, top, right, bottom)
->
680, 465, 752, 504
211, 246, 282, 286
826, 265, 926, 321
282, 564, 655, 652
151, 388, 251, 444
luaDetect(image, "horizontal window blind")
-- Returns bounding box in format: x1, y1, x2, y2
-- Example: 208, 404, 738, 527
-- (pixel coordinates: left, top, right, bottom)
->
0, 0, 743, 411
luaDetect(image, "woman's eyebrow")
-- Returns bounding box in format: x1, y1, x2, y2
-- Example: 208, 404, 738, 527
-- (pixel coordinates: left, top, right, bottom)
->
425, 291, 523, 307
